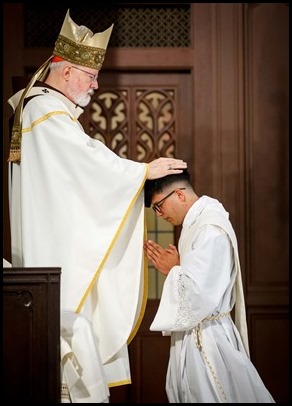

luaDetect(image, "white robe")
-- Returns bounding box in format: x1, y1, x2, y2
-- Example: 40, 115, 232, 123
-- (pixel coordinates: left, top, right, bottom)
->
8, 85, 149, 402
150, 196, 275, 403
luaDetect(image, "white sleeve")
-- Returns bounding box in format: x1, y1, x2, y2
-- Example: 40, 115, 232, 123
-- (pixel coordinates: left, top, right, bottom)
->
150, 225, 234, 332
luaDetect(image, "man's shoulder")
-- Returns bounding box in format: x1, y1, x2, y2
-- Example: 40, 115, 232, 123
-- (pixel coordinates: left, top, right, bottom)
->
195, 197, 231, 230
8, 86, 59, 111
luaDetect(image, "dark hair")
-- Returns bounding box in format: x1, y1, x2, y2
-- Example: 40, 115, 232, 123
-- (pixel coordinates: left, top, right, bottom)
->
144, 169, 191, 207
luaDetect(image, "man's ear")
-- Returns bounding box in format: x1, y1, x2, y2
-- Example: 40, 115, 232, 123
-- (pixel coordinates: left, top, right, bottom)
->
63, 65, 72, 81
176, 188, 186, 201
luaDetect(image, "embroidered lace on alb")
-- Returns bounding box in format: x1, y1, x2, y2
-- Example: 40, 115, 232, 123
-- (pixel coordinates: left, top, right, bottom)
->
174, 270, 198, 329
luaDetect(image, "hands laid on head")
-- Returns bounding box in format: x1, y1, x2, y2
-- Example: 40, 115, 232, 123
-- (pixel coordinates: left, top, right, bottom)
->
147, 158, 187, 180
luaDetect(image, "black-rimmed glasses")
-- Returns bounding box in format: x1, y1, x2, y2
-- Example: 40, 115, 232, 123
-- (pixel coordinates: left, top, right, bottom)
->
71, 66, 98, 83
152, 188, 186, 213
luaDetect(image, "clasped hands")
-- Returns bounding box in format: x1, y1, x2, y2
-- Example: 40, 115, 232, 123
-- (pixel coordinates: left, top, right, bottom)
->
144, 240, 180, 275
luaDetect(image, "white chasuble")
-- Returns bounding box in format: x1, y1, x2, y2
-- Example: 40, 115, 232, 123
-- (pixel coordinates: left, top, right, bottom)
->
8, 86, 149, 402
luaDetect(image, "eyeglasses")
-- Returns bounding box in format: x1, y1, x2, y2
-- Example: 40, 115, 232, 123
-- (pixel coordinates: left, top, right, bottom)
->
71, 66, 98, 83
152, 188, 186, 213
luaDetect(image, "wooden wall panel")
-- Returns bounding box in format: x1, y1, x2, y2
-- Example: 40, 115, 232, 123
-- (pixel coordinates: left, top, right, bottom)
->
248, 309, 289, 404
245, 3, 289, 287
244, 4, 289, 403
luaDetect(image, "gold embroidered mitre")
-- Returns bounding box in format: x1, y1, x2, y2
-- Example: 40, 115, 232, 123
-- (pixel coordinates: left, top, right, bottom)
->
8, 10, 113, 164
53, 10, 113, 70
